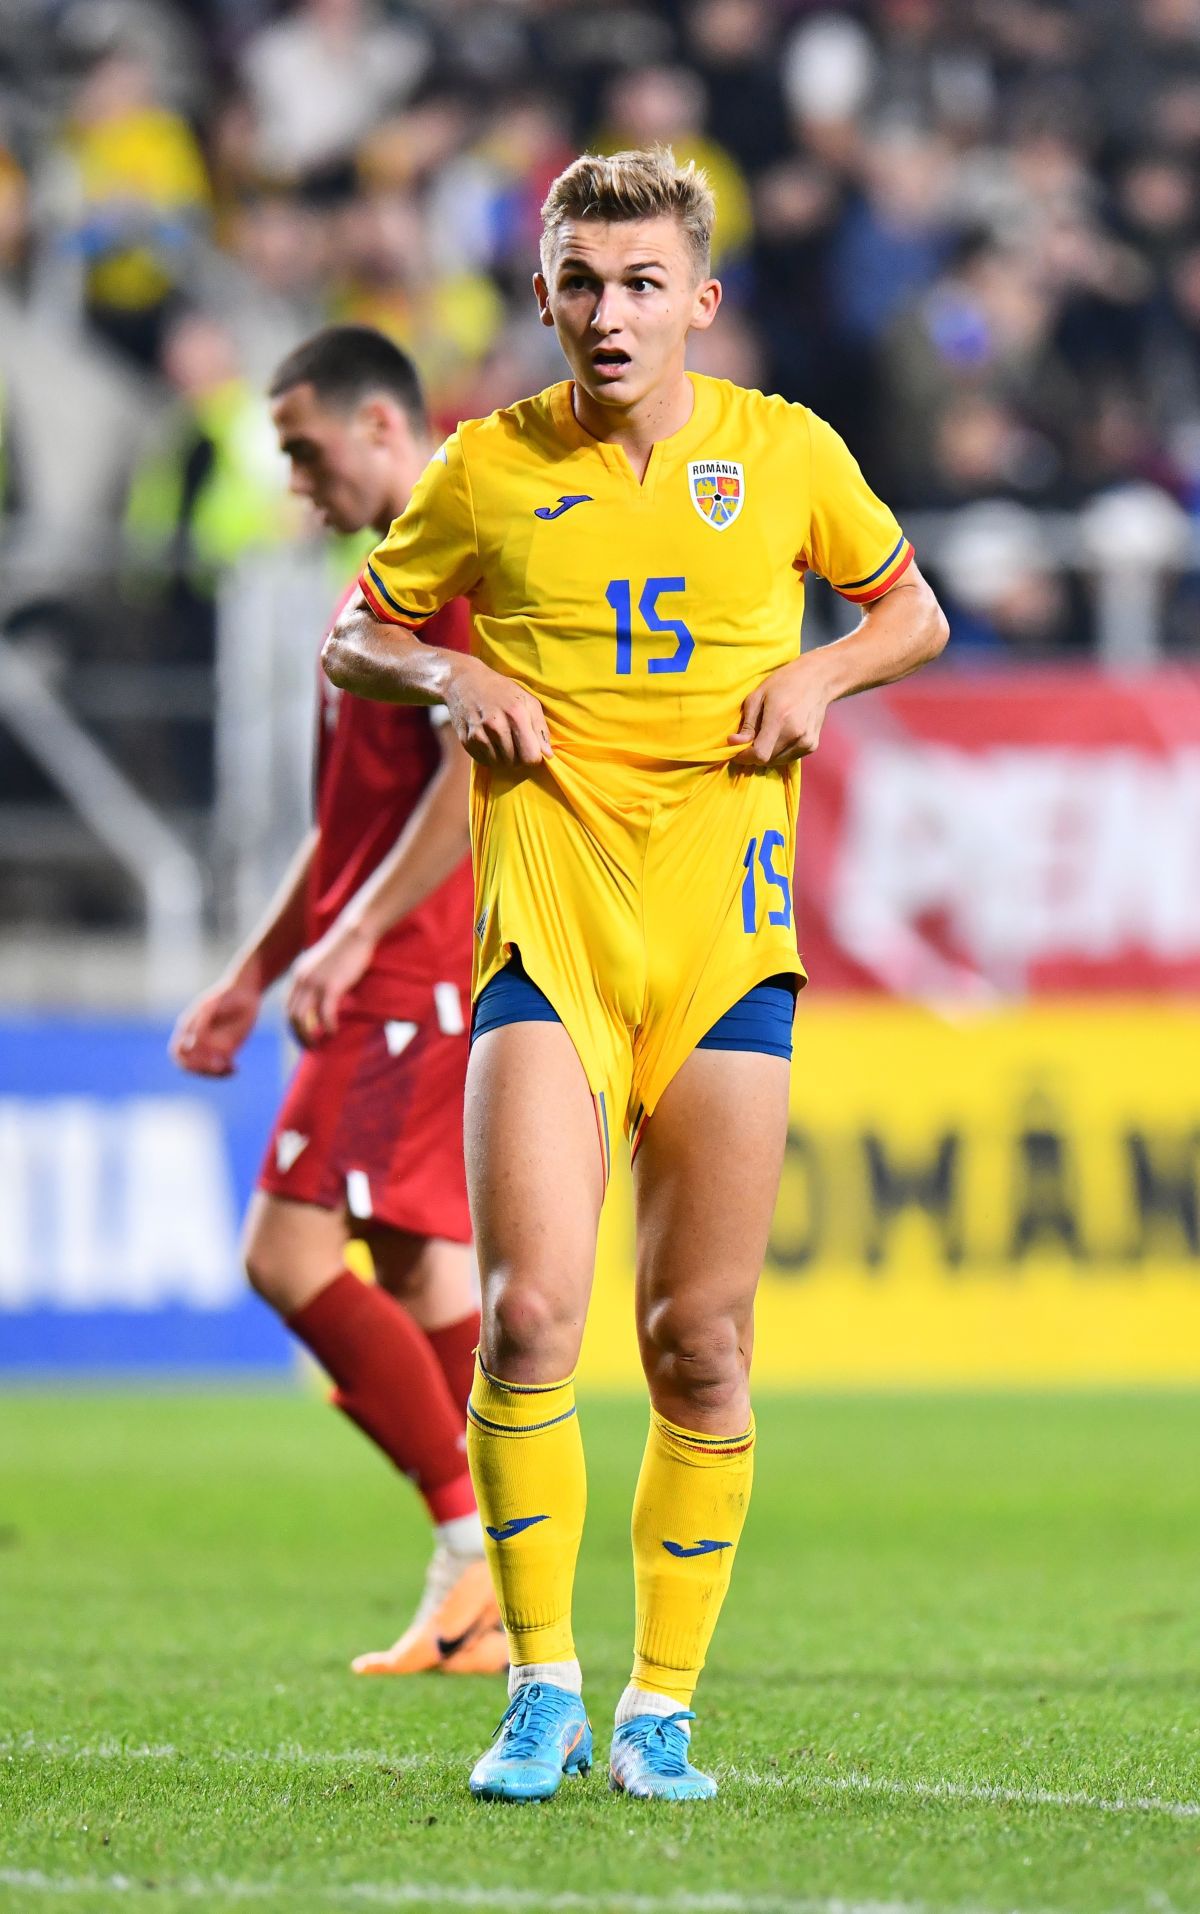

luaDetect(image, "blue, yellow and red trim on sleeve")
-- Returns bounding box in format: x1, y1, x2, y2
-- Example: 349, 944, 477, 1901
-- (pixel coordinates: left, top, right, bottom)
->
834, 535, 915, 605
358, 561, 430, 628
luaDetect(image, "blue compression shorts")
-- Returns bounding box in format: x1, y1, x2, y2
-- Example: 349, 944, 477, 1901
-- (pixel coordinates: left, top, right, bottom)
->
471, 953, 795, 1062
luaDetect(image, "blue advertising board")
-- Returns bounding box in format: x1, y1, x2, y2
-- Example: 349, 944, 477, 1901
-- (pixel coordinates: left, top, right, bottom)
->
0, 1018, 293, 1372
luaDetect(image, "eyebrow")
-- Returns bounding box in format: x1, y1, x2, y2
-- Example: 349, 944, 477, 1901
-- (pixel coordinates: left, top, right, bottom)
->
558, 256, 668, 274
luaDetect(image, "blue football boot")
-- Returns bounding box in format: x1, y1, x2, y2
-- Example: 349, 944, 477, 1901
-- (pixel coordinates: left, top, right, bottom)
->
469, 1681, 592, 1802
608, 1710, 717, 1800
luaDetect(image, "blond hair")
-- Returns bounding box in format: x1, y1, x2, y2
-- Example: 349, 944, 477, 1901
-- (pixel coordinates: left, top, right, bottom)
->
540, 146, 715, 278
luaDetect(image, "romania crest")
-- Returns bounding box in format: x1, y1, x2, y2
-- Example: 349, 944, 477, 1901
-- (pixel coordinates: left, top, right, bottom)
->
688, 459, 744, 530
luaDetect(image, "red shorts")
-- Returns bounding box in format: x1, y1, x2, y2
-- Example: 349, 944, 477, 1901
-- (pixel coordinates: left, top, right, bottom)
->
257, 992, 470, 1242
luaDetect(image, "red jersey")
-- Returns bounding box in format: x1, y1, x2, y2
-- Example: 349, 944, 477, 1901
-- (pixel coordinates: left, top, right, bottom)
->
308, 595, 474, 1019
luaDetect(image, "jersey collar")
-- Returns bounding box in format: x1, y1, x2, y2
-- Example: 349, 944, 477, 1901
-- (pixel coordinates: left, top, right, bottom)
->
549, 372, 714, 488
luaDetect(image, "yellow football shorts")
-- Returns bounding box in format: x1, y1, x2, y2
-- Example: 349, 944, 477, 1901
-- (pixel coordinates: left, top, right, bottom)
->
469, 755, 805, 1167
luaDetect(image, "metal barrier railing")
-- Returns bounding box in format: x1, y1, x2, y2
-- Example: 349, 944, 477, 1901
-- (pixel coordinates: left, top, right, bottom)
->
0, 632, 204, 999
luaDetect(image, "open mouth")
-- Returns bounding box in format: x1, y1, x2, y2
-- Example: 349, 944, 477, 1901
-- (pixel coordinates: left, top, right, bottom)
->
590, 349, 631, 379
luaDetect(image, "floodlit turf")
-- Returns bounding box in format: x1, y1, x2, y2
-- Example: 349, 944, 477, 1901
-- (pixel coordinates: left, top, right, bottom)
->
2, 1391, 1199, 1914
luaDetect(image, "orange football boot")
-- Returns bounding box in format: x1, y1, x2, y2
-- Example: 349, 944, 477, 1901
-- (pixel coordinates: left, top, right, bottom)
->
351, 1552, 503, 1676
438, 1619, 510, 1676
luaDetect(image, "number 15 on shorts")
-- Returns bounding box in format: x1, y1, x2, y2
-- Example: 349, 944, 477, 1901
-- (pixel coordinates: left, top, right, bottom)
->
741, 830, 792, 932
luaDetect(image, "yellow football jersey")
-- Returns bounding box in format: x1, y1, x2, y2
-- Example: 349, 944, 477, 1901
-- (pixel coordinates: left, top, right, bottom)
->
362, 373, 911, 766
360, 372, 911, 1150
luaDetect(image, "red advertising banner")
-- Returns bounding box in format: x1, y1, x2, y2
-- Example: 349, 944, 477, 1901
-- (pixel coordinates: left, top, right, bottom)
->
797, 668, 1200, 997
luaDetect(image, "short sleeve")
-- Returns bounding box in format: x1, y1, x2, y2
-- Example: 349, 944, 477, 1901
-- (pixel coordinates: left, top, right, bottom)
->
359, 432, 481, 628
803, 411, 914, 604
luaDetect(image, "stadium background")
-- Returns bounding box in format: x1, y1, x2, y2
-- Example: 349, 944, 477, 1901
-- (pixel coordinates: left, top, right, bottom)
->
2, 0, 1200, 1389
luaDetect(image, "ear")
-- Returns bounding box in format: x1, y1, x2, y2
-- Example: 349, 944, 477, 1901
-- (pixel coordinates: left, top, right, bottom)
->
688, 275, 723, 336
533, 271, 556, 329
358, 395, 401, 445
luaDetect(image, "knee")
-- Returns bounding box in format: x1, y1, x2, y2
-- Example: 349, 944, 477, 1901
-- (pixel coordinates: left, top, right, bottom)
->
639, 1296, 748, 1416
243, 1223, 295, 1315
482, 1269, 577, 1376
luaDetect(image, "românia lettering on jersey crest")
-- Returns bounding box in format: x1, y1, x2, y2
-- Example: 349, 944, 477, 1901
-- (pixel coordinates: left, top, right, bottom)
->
687, 460, 745, 530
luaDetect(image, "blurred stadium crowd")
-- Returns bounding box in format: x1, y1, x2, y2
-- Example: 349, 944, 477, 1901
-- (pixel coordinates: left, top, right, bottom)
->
4, 0, 1200, 946
4, 2, 1200, 580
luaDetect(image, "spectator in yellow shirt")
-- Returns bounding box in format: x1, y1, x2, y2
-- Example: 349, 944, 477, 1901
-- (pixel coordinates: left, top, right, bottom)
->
597, 68, 754, 276
56, 50, 211, 366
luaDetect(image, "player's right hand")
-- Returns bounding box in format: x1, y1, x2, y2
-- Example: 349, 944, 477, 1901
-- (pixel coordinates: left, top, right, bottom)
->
444, 656, 553, 768
169, 977, 261, 1077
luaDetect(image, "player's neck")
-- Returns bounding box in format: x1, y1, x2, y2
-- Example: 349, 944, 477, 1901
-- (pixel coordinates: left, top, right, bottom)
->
571, 371, 695, 484
373, 446, 431, 534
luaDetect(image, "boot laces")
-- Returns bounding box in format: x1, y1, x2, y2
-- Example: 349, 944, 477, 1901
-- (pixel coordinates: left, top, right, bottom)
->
494, 1682, 575, 1759
625, 1709, 696, 1776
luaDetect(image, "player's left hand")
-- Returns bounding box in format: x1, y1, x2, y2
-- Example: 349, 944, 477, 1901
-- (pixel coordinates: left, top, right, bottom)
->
285, 920, 376, 1047
729, 659, 831, 768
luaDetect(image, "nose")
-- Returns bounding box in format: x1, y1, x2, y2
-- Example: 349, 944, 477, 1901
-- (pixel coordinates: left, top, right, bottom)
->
589, 286, 623, 335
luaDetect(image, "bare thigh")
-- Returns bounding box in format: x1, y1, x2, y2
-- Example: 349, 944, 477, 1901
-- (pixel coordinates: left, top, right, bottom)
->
361, 1225, 478, 1332
465, 1021, 605, 1383
242, 1191, 349, 1317
634, 1047, 791, 1431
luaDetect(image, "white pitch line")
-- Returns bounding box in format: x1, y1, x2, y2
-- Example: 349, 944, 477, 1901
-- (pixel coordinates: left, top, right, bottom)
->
723, 1768, 1200, 1823
6, 1737, 1199, 1825
0, 1875, 999, 1914
0, 1737, 430, 1769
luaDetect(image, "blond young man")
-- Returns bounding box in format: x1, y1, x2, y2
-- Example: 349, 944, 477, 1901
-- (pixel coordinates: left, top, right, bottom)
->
324, 151, 948, 1800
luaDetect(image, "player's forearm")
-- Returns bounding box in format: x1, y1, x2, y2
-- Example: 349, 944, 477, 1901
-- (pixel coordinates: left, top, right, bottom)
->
322, 598, 456, 707
337, 742, 472, 948
812, 567, 949, 705
225, 828, 319, 992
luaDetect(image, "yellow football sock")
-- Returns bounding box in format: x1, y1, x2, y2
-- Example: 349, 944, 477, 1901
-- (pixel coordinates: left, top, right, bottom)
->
629, 1409, 756, 1705
466, 1355, 586, 1667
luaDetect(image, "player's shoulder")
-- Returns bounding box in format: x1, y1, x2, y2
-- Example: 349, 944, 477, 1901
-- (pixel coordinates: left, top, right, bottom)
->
693, 374, 811, 448
452, 384, 569, 467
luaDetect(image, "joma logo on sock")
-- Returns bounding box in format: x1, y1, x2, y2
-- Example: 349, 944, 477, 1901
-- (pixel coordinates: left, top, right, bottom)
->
661, 1538, 732, 1558
486, 1515, 549, 1541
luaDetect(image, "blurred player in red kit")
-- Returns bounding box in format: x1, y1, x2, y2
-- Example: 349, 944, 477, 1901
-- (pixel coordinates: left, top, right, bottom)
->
171, 326, 504, 1677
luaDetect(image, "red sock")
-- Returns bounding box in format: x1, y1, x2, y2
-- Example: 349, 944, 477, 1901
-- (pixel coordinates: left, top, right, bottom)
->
288, 1272, 476, 1524
424, 1309, 480, 1416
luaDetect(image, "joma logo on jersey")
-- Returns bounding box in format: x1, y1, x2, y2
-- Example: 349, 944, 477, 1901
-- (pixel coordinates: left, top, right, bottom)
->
534, 493, 593, 520
688, 460, 744, 530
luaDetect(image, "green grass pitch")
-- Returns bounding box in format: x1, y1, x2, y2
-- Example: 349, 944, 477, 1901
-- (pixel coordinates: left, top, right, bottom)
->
2, 1390, 1199, 1913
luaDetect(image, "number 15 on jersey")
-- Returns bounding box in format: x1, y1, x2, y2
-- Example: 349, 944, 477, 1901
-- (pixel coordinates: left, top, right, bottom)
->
605, 577, 694, 676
